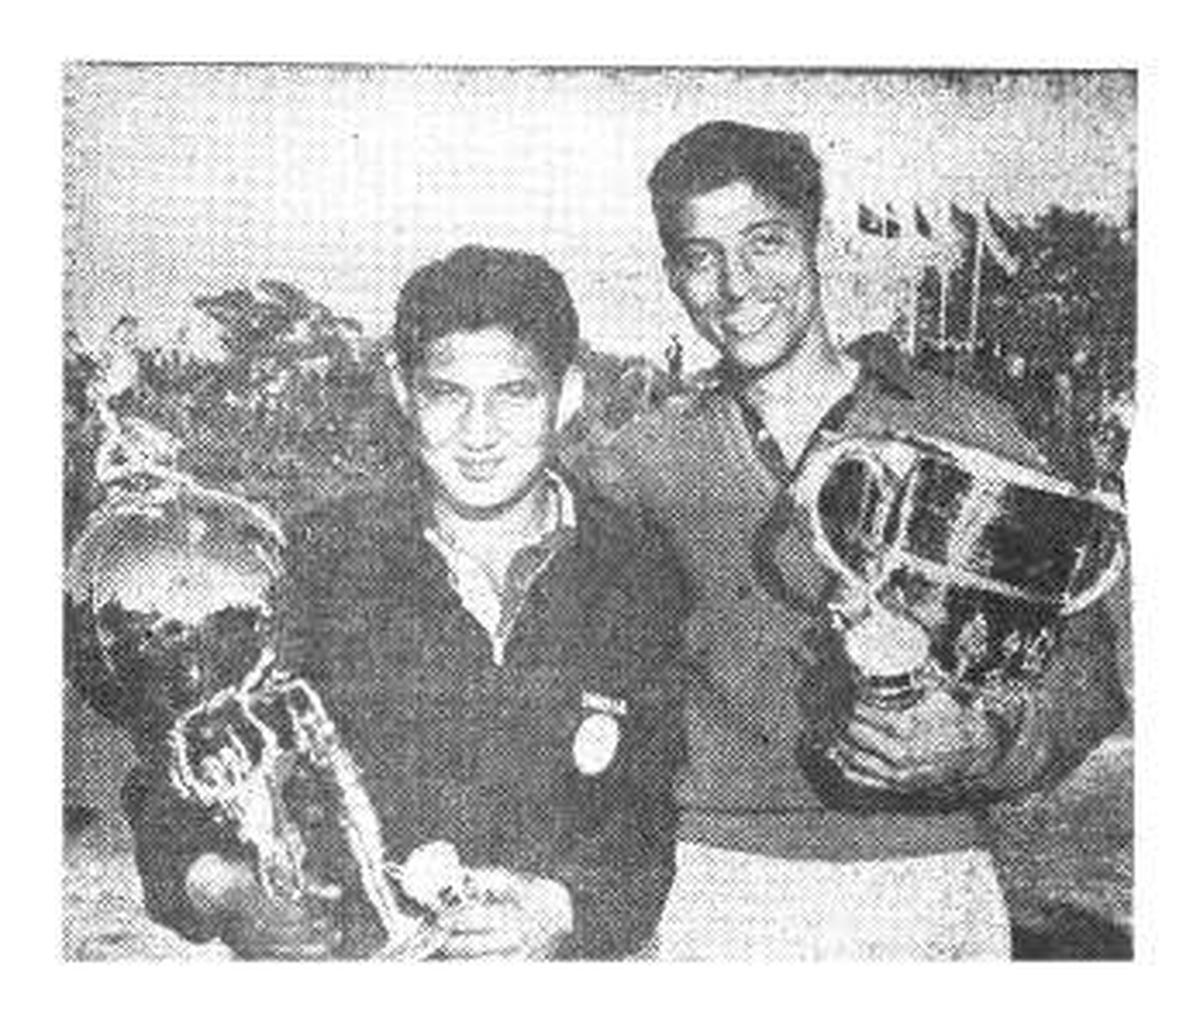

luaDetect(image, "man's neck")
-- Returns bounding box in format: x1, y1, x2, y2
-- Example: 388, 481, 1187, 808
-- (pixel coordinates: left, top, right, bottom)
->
741, 320, 858, 463
429, 477, 557, 582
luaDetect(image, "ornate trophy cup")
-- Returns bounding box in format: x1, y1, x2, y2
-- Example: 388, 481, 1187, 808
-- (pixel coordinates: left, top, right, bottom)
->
787, 430, 1127, 803
64, 408, 437, 958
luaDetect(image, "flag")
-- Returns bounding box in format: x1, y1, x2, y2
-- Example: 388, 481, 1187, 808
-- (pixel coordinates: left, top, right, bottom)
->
883, 204, 902, 238
949, 201, 1019, 276
910, 202, 953, 265
857, 203, 884, 235
949, 203, 985, 349
949, 202, 977, 250
915, 203, 952, 347
980, 202, 1020, 275
914, 203, 933, 239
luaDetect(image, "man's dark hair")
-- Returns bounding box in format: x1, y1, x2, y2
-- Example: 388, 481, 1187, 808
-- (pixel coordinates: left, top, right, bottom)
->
391, 245, 579, 382
647, 120, 824, 251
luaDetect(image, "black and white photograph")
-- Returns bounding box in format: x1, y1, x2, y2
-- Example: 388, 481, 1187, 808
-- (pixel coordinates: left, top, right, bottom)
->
60, 62, 1136, 966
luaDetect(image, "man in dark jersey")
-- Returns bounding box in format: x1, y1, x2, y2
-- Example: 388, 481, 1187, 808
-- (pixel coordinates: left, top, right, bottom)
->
123, 246, 690, 959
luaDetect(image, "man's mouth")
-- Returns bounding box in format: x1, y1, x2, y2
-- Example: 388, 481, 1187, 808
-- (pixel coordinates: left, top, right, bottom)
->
719, 303, 778, 340
456, 456, 505, 481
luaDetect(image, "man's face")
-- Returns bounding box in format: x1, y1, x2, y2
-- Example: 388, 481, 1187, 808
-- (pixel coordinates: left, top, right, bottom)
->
396, 327, 570, 517
663, 179, 820, 373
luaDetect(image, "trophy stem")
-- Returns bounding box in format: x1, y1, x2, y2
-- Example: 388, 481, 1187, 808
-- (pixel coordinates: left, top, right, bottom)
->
292, 687, 427, 955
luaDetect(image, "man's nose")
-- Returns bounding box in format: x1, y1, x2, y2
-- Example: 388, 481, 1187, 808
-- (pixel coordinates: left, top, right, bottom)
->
459, 396, 500, 448
718, 252, 754, 302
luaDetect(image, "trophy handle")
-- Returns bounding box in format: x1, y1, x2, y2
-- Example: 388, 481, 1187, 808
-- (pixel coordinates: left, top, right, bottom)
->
793, 436, 906, 603
1062, 535, 1127, 616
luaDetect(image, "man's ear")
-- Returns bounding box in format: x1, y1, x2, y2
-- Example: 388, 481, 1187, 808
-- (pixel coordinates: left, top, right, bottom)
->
385, 351, 412, 418
554, 363, 585, 433
662, 253, 687, 301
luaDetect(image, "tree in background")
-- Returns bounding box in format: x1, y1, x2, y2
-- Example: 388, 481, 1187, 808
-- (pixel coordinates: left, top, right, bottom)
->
63, 282, 683, 538
915, 206, 1135, 488
63, 281, 410, 537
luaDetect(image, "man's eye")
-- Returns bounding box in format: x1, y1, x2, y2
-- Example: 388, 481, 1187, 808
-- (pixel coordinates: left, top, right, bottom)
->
747, 228, 792, 254
497, 381, 540, 400
419, 380, 459, 401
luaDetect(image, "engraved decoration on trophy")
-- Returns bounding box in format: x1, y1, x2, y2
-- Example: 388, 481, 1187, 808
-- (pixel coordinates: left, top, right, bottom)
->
787, 430, 1127, 789
63, 397, 438, 958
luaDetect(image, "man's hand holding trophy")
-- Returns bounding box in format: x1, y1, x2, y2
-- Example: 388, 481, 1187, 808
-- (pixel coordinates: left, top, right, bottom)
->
786, 429, 1127, 807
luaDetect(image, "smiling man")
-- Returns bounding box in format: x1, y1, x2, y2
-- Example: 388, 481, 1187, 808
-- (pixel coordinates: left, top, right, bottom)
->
581, 121, 1126, 959
123, 245, 690, 959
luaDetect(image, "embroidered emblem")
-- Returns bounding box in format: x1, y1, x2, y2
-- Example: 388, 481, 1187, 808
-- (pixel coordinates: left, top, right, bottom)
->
581, 691, 627, 717
572, 713, 621, 776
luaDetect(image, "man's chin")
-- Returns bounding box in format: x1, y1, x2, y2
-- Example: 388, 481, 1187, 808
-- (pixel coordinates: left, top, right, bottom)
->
717, 332, 801, 378
435, 474, 545, 521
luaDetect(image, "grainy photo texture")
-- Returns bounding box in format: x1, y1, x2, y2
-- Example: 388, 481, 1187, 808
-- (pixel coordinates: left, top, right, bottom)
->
62, 65, 1135, 961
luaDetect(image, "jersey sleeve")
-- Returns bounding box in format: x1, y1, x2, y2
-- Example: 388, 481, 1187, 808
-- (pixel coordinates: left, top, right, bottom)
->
549, 510, 692, 958
975, 599, 1128, 798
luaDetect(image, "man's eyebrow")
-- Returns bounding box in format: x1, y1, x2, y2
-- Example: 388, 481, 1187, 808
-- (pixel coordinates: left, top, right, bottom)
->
740, 217, 794, 235
671, 218, 793, 248
415, 371, 461, 387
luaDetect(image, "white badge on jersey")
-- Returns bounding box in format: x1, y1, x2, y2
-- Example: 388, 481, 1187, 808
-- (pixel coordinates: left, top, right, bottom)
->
572, 713, 621, 776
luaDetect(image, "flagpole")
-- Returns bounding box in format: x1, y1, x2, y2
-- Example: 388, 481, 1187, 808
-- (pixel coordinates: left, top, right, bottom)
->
906, 273, 918, 356
967, 219, 983, 350
937, 264, 948, 347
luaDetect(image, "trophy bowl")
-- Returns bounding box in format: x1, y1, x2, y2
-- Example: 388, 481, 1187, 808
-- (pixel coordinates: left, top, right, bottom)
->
64, 468, 286, 737
785, 430, 1127, 803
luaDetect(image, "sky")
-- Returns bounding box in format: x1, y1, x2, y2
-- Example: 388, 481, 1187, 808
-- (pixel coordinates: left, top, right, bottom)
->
65, 65, 1135, 367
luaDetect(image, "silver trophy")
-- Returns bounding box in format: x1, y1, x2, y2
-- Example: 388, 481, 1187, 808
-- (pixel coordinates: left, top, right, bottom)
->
64, 405, 436, 958
64, 409, 286, 733
788, 430, 1126, 795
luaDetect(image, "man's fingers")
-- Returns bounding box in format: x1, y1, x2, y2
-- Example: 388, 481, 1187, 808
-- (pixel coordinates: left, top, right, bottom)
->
832, 733, 944, 789
440, 901, 515, 934
436, 895, 534, 959
829, 740, 903, 786
217, 885, 343, 960
437, 920, 524, 959
224, 921, 341, 960
835, 735, 956, 791
240, 936, 339, 961
438, 932, 523, 959
827, 744, 887, 788
841, 718, 909, 768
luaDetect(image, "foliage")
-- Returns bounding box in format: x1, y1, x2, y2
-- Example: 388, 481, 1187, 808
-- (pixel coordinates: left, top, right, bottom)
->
914, 207, 1135, 488
63, 282, 680, 536
64, 282, 410, 535
976, 207, 1133, 379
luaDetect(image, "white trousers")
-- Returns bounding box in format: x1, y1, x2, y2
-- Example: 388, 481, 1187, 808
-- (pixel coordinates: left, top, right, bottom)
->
652, 842, 1011, 961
